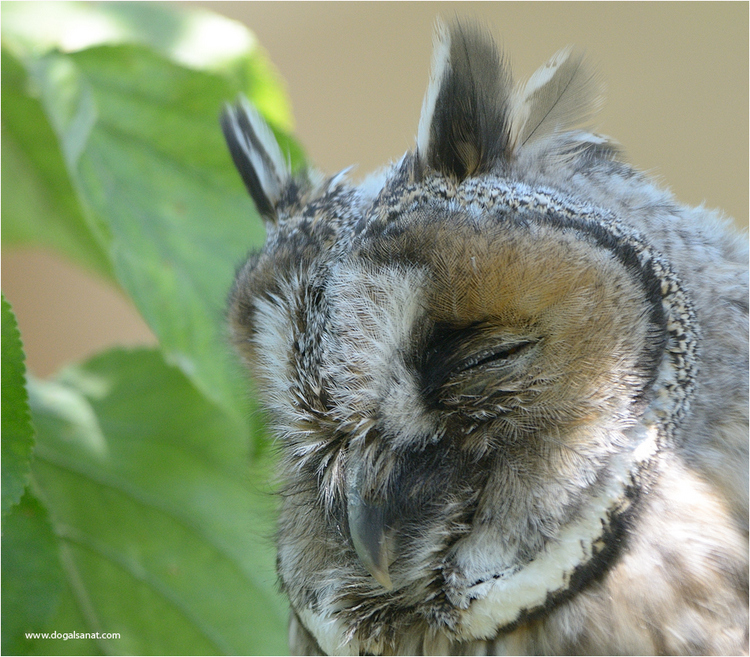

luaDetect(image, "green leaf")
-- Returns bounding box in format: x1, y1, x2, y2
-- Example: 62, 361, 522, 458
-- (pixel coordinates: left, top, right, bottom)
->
1, 49, 115, 280
1, 295, 68, 654
2, 293, 35, 517
28, 348, 287, 655
1, 490, 66, 656
4, 43, 301, 438
45, 43, 266, 427
1, 0, 295, 133
2, 3, 305, 435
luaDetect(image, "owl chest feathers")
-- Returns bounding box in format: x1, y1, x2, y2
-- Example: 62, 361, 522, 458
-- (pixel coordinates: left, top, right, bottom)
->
223, 19, 748, 656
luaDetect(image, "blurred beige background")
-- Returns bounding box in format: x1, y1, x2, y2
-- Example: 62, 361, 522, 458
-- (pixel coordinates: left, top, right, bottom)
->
3, 1, 747, 378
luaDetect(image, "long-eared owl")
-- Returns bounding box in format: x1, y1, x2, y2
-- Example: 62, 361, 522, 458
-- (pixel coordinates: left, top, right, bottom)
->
221, 20, 748, 656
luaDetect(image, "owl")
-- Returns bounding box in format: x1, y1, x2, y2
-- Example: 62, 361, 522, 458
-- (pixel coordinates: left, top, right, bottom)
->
221, 21, 748, 656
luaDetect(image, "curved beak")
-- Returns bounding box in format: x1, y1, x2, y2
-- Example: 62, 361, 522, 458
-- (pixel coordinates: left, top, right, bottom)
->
346, 457, 394, 590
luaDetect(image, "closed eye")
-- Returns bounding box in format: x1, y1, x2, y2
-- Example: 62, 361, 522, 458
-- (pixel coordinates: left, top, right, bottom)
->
417, 321, 539, 404
455, 340, 536, 374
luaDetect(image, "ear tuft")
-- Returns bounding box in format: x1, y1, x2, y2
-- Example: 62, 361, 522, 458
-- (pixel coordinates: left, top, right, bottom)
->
417, 20, 513, 180
220, 97, 290, 223
508, 47, 604, 156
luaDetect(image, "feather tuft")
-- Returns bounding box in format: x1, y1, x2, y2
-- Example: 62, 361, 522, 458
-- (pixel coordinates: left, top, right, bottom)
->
417, 20, 513, 179
416, 19, 453, 160
509, 47, 604, 156
220, 96, 290, 223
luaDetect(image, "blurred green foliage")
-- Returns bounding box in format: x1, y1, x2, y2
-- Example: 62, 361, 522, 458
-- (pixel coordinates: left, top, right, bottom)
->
1, 2, 303, 654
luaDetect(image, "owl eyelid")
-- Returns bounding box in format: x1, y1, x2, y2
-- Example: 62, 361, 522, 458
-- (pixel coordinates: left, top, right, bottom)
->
419, 325, 539, 398
454, 339, 537, 375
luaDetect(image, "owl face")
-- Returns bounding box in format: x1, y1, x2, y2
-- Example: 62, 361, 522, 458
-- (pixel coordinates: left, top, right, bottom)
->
229, 173, 671, 651
221, 20, 729, 656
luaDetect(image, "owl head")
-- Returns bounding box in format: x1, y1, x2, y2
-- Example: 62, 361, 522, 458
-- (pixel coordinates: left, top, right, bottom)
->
222, 20, 705, 655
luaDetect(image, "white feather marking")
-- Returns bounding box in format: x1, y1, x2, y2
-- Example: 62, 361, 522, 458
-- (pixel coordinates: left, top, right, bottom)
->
327, 165, 355, 192
358, 159, 402, 201
236, 96, 290, 203
298, 605, 355, 656
326, 264, 441, 448
456, 422, 658, 639
509, 46, 604, 154
416, 19, 452, 158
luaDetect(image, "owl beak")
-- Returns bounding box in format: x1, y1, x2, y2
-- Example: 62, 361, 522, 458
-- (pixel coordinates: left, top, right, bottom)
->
347, 483, 394, 590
